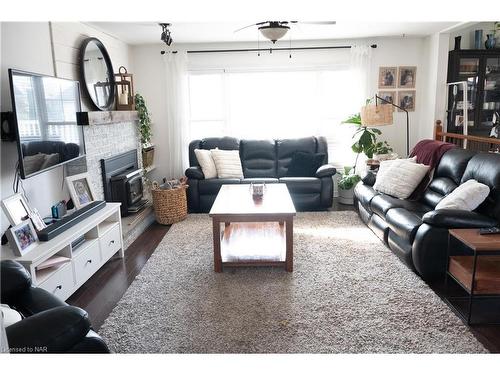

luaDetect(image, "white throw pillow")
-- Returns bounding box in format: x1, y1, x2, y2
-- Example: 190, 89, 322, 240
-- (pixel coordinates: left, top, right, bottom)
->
194, 149, 218, 179
210, 149, 244, 179
374, 159, 430, 199
375, 156, 416, 182
435, 179, 490, 211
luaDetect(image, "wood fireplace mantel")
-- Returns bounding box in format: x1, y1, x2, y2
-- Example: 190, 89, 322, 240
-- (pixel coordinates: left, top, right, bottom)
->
76, 110, 139, 126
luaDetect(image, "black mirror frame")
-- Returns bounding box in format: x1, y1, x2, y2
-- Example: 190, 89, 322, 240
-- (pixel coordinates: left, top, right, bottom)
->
79, 37, 116, 111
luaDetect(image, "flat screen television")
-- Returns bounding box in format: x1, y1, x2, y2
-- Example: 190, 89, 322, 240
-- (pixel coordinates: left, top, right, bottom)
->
8, 69, 85, 179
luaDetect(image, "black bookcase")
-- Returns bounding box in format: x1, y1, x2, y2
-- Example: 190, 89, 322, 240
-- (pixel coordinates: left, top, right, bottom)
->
447, 49, 500, 137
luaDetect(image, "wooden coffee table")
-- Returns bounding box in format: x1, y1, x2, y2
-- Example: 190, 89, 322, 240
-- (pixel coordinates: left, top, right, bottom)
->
209, 184, 296, 272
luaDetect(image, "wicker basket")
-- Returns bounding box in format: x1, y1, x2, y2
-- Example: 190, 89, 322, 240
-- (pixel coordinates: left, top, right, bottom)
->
151, 185, 188, 225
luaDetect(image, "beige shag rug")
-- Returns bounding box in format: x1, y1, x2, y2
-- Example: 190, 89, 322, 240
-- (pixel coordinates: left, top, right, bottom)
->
99, 212, 486, 353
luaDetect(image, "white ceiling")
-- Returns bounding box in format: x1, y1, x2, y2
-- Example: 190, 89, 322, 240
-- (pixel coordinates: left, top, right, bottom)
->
89, 21, 458, 45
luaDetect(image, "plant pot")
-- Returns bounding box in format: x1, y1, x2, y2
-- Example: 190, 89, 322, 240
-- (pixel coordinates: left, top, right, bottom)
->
339, 187, 354, 205
142, 145, 155, 169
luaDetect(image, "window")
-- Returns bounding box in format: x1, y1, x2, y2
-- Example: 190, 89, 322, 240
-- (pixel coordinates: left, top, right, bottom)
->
188, 67, 359, 168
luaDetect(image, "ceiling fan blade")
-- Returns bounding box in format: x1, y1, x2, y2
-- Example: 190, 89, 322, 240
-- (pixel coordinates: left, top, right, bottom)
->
234, 23, 259, 33
295, 21, 336, 25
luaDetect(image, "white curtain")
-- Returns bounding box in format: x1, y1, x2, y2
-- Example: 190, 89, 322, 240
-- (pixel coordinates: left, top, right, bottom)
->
163, 51, 189, 178
349, 45, 372, 104
349, 45, 373, 172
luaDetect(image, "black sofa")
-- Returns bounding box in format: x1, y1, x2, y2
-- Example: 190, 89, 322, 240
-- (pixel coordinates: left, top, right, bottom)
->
354, 148, 500, 281
1, 260, 110, 353
185, 136, 336, 213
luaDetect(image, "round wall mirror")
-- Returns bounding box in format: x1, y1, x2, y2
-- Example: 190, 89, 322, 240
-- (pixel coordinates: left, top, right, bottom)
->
79, 38, 115, 111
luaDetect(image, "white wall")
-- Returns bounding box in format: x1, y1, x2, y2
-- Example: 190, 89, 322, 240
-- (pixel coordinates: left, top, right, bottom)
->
418, 32, 450, 141
131, 36, 430, 179
0, 22, 131, 232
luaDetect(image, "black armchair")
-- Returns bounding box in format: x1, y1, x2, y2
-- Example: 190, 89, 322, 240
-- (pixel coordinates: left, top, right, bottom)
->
1, 260, 110, 353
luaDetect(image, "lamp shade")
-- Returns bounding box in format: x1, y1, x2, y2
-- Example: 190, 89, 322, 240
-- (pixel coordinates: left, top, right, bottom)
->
259, 25, 289, 43
360, 104, 393, 126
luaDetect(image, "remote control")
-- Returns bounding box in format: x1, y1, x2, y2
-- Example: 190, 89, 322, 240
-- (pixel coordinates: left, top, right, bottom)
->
479, 227, 500, 235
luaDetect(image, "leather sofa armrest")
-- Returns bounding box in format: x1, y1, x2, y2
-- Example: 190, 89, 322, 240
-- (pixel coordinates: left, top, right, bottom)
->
6, 306, 91, 353
185, 166, 205, 180
316, 164, 336, 178
422, 209, 497, 229
361, 171, 377, 186
14, 287, 68, 316
1, 260, 32, 304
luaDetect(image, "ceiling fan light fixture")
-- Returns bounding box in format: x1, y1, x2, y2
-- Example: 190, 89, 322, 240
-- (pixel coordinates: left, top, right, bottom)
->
258, 24, 290, 43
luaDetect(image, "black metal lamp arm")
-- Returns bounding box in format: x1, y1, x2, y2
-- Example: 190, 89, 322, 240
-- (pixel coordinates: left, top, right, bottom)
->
374, 94, 410, 157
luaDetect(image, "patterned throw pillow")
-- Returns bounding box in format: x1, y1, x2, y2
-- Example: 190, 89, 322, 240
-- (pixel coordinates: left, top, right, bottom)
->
210, 149, 244, 179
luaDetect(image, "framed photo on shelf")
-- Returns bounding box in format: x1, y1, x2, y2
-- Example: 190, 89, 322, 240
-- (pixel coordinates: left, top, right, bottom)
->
398, 90, 416, 112
398, 66, 417, 88
1, 193, 32, 226
378, 67, 397, 89
66, 173, 96, 210
378, 91, 397, 111
6, 219, 39, 257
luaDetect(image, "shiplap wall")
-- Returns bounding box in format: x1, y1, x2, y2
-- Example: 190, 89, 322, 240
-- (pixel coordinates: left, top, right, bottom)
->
50, 22, 131, 111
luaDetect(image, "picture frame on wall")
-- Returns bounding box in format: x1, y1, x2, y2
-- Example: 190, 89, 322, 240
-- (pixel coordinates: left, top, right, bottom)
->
6, 219, 39, 257
66, 172, 96, 210
398, 66, 417, 88
398, 90, 416, 112
378, 67, 397, 89
378, 91, 397, 111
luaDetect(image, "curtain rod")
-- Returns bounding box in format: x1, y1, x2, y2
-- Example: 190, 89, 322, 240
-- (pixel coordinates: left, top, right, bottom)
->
160, 44, 377, 55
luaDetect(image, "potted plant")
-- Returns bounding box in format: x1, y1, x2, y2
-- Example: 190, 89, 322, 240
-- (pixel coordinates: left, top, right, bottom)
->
342, 112, 381, 170
338, 166, 361, 205
371, 141, 396, 162
135, 93, 154, 170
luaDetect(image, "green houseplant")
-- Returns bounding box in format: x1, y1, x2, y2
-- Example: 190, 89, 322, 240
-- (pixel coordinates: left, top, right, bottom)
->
135, 93, 154, 169
337, 166, 361, 205
342, 112, 381, 160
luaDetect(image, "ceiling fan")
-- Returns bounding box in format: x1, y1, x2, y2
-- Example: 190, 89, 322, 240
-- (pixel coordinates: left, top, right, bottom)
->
234, 21, 336, 43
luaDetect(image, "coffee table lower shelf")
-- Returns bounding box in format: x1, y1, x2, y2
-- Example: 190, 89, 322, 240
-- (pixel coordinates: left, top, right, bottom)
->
220, 222, 286, 266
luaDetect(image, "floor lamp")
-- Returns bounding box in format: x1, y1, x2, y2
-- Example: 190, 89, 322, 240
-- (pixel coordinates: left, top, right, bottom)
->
374, 94, 410, 157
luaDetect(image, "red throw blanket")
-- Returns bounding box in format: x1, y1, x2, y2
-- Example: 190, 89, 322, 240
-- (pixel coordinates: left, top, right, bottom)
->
409, 139, 456, 170
408, 139, 456, 200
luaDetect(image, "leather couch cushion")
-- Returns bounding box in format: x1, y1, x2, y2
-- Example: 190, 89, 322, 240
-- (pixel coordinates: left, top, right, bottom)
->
201, 137, 240, 151
241, 178, 279, 184
198, 179, 240, 195
420, 177, 458, 208
240, 139, 276, 178
279, 177, 321, 194
370, 194, 432, 218
286, 152, 326, 177
354, 183, 379, 212
386, 208, 423, 243
435, 148, 476, 184
276, 137, 318, 177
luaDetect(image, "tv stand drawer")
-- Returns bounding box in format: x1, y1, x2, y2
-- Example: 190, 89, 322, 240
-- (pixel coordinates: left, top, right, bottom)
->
38, 263, 74, 301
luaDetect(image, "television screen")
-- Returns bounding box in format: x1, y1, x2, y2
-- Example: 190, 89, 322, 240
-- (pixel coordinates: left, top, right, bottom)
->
9, 69, 85, 179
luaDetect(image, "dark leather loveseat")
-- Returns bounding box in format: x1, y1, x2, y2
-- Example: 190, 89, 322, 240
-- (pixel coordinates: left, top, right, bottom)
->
354, 148, 500, 281
1, 260, 110, 353
185, 136, 336, 212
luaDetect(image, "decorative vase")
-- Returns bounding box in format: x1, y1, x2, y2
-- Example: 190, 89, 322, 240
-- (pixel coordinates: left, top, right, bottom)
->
474, 30, 483, 49
485, 34, 496, 49
339, 187, 354, 205
454, 36, 462, 50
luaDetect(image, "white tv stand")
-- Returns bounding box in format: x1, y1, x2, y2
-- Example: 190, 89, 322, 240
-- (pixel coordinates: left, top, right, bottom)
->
1, 203, 123, 301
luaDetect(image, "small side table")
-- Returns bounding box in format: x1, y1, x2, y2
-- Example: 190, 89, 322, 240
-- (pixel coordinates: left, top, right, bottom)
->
445, 229, 500, 325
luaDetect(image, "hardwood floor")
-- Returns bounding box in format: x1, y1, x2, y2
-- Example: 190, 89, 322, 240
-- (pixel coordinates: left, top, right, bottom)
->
66, 199, 500, 352
67, 222, 170, 330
